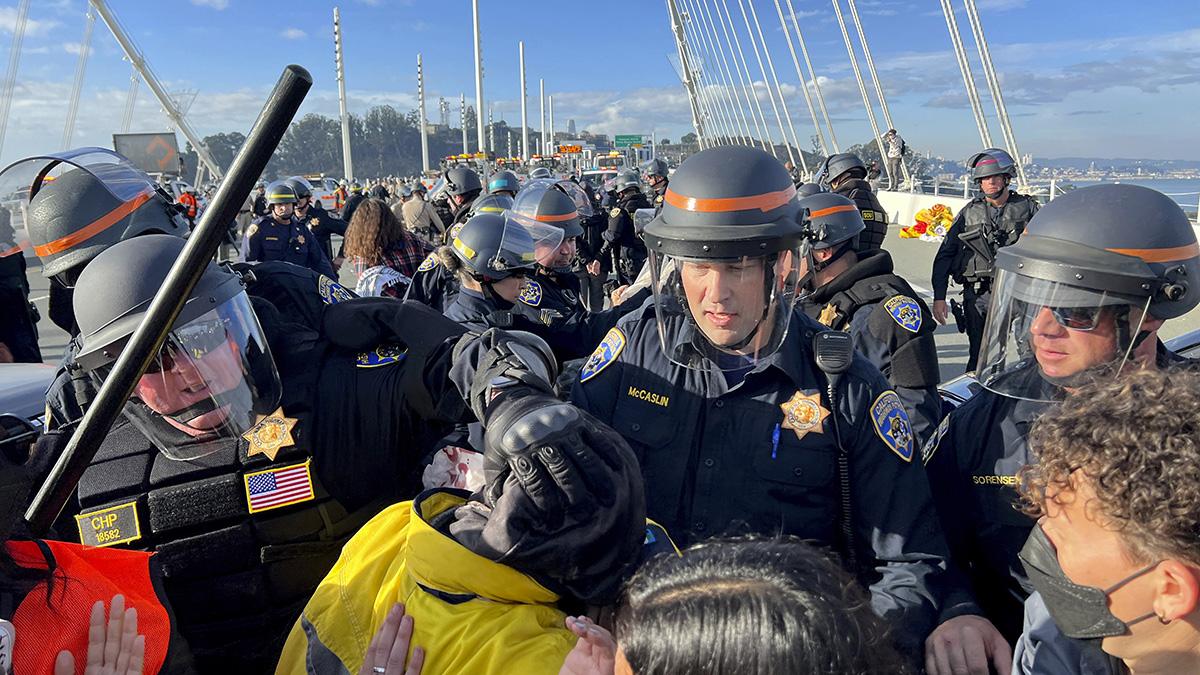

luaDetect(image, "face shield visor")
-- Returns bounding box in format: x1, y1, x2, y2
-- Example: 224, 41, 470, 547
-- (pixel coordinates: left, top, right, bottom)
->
648, 247, 801, 372
90, 292, 282, 460
0, 148, 175, 286
494, 215, 564, 277
554, 179, 596, 219
975, 268, 1152, 401
426, 176, 449, 203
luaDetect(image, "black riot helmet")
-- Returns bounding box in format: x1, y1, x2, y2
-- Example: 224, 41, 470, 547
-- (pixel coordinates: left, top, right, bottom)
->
640, 158, 669, 179
487, 170, 521, 196
285, 176, 314, 199
265, 180, 298, 205
796, 182, 827, 198
445, 166, 483, 198
796, 192, 866, 293
72, 235, 282, 461
511, 178, 584, 239
643, 146, 805, 371
613, 169, 641, 195
818, 152, 867, 187
0, 148, 189, 286
978, 184, 1200, 401
967, 148, 1017, 181
468, 192, 515, 217
448, 211, 562, 282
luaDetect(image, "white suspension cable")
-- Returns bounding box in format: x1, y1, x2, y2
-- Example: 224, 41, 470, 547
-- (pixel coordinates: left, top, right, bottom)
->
735, 0, 793, 164
830, 0, 887, 179
939, 0, 992, 147
962, 0, 1029, 189
773, 0, 827, 156
62, 8, 95, 150
694, 0, 755, 144
845, 0, 909, 186
680, 0, 735, 144
718, 0, 776, 155
710, 0, 769, 150
681, 0, 741, 144
745, 0, 805, 170
786, 0, 839, 152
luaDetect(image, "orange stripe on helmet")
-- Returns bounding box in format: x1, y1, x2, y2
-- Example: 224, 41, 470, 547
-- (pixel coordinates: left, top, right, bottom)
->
0, 242, 25, 258
1106, 242, 1200, 264
529, 211, 577, 222
664, 184, 796, 214
32, 190, 154, 258
808, 204, 859, 219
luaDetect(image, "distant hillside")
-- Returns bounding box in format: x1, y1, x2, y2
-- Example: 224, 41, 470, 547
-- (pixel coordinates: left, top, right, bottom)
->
1033, 157, 1200, 171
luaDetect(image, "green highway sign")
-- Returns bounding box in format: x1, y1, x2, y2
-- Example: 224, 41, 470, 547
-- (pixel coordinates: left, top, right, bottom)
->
614, 134, 643, 148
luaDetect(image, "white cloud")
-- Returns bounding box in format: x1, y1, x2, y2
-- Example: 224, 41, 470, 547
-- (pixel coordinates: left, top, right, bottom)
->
280, 27, 306, 40
190, 0, 230, 9
0, 8, 60, 37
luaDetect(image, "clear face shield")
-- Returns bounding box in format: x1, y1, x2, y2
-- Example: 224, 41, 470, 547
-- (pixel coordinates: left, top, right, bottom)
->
0, 148, 169, 287
495, 215, 565, 276
554, 180, 596, 219
91, 292, 282, 460
648, 247, 802, 372
976, 268, 1152, 401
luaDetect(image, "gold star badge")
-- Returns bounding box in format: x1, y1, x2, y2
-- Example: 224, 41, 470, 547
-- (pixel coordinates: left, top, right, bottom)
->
780, 391, 831, 441
242, 408, 298, 461
818, 303, 841, 327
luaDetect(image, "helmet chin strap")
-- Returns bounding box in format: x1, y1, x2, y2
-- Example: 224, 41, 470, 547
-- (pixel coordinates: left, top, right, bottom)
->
801, 242, 853, 293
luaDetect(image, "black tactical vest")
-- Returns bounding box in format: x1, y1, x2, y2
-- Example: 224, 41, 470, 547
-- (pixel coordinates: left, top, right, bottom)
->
72, 333, 376, 673
954, 193, 1038, 285
835, 178, 889, 251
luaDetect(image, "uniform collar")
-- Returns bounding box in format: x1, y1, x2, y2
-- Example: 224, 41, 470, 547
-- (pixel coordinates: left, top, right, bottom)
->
672, 309, 814, 391
809, 249, 895, 304
407, 490, 560, 605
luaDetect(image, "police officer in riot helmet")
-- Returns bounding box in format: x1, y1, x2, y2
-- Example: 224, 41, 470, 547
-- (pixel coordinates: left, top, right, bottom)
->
571, 145, 974, 661
252, 181, 269, 217
797, 192, 942, 445
65, 234, 492, 671
287, 176, 347, 272
439, 211, 547, 330
818, 152, 889, 252
444, 165, 484, 230
931, 147, 1039, 372
529, 166, 553, 180
922, 184, 1200, 672
246, 180, 336, 278
0, 204, 39, 364
508, 179, 650, 360
640, 157, 670, 216
588, 169, 650, 286
342, 180, 367, 225
486, 170, 521, 198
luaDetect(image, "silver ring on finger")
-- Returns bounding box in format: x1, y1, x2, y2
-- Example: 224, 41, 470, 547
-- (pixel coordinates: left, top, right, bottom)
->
373, 667, 387, 673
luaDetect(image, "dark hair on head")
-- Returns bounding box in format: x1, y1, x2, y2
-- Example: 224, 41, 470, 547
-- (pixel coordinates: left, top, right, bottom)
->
342, 198, 407, 267
1020, 366, 1200, 566
615, 536, 910, 675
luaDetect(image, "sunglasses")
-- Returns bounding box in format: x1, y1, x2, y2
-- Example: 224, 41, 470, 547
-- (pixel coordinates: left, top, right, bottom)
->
144, 319, 230, 374
1044, 305, 1106, 332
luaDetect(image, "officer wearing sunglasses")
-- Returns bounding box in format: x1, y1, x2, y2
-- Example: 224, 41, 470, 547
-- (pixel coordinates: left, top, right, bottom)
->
920, 184, 1200, 675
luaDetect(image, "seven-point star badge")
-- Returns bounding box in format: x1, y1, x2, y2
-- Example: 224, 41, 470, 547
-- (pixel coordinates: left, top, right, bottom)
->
779, 391, 831, 441
243, 407, 298, 461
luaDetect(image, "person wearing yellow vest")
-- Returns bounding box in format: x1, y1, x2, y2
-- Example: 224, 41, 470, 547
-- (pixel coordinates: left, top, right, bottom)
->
277, 341, 669, 675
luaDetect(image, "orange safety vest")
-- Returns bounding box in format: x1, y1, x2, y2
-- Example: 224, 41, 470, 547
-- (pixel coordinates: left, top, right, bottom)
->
179, 192, 198, 218
8, 540, 171, 674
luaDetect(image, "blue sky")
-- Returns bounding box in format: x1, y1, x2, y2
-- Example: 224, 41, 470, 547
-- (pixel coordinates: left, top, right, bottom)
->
1, 0, 1198, 168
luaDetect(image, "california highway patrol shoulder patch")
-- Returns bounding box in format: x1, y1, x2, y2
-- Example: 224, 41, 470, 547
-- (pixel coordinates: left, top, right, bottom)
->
519, 279, 543, 307
417, 253, 438, 273
318, 275, 354, 305
870, 391, 914, 462
580, 327, 627, 383
884, 295, 922, 333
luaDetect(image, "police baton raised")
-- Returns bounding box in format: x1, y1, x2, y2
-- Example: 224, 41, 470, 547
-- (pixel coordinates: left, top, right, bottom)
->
24, 65, 314, 535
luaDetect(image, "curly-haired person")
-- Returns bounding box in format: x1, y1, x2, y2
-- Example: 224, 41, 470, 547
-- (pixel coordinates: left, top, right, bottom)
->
1012, 366, 1200, 675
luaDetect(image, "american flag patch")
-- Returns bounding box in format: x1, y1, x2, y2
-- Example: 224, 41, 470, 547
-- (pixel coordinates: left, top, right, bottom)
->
244, 460, 316, 514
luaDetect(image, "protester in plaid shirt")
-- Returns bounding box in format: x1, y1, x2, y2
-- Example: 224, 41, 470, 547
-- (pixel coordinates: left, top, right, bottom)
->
343, 198, 433, 298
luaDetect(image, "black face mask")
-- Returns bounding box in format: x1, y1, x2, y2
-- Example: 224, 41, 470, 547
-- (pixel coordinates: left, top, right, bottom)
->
1020, 525, 1159, 640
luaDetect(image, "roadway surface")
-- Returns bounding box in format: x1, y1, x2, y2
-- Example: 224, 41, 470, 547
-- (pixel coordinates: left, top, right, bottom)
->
24, 226, 1200, 381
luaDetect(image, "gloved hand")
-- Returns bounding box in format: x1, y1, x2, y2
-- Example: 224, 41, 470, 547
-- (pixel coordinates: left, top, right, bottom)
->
449, 389, 645, 605
449, 329, 557, 422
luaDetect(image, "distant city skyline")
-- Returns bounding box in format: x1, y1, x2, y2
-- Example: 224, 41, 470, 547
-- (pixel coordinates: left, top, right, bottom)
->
0, 0, 1196, 168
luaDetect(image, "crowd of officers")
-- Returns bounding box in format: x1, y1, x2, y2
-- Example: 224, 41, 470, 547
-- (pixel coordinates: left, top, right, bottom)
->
0, 138, 1195, 675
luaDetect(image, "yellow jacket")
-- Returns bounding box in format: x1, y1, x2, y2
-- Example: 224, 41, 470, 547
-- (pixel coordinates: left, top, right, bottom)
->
275, 490, 576, 675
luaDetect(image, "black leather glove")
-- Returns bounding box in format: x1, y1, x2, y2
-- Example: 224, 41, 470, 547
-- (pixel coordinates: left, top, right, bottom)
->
449, 328, 557, 422
449, 389, 645, 605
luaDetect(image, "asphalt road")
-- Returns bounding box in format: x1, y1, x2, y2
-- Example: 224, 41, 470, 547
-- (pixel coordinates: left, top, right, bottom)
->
25, 227, 1200, 382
